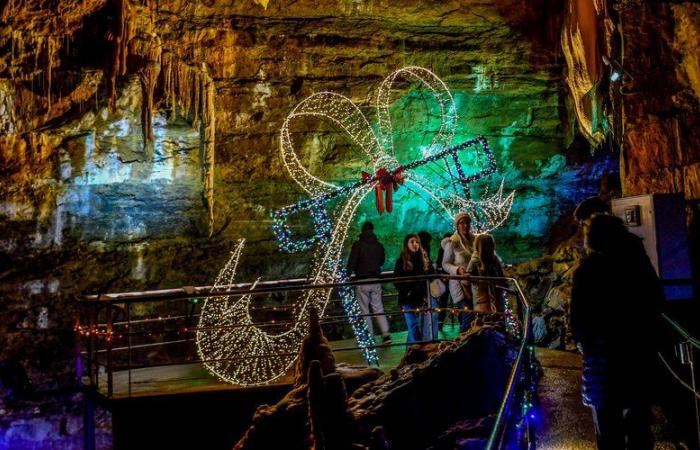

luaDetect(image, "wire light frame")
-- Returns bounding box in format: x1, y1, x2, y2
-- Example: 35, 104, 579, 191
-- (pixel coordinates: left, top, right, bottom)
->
196, 66, 515, 386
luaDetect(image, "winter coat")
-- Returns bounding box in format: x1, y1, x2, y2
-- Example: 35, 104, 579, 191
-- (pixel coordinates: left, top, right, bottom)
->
393, 252, 433, 307
347, 231, 385, 278
441, 232, 474, 304
466, 254, 505, 312
570, 237, 664, 408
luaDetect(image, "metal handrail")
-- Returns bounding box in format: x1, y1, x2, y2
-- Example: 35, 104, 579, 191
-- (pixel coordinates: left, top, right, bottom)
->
78, 272, 534, 447
662, 313, 700, 350
77, 273, 510, 304
485, 276, 532, 449
659, 311, 700, 447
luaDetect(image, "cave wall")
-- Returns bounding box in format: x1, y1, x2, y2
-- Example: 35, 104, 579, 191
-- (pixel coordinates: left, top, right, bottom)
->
619, 3, 700, 201
617, 2, 700, 285
0, 0, 613, 395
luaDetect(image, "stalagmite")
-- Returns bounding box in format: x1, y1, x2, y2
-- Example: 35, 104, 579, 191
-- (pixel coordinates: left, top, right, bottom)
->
294, 307, 335, 386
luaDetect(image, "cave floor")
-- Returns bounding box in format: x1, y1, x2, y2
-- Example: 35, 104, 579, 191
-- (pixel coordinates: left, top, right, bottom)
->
534, 348, 596, 449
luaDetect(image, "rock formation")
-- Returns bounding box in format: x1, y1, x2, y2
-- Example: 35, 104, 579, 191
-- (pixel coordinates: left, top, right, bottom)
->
235, 323, 518, 450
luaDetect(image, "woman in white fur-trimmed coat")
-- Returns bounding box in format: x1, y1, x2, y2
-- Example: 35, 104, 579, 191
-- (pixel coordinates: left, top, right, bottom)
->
441, 212, 475, 332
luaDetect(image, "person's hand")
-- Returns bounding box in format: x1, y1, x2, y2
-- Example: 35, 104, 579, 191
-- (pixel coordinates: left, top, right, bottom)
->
457, 266, 466, 275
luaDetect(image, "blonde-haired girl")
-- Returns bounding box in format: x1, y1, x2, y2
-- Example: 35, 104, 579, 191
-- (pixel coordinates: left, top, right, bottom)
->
466, 233, 504, 313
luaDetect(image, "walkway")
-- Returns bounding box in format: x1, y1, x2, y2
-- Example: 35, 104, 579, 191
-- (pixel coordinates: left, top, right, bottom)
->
96, 326, 461, 398
535, 348, 596, 449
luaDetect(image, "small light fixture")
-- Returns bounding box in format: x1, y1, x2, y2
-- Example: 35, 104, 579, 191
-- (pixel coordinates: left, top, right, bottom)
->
602, 55, 633, 82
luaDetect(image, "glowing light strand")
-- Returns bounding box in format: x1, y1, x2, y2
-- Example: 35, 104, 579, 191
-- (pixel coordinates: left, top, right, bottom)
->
196, 240, 307, 386
271, 67, 514, 373
197, 66, 516, 386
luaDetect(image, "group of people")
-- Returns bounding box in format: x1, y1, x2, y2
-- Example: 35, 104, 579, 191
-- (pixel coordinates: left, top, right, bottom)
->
346, 212, 505, 346
348, 192, 664, 449
347, 194, 667, 449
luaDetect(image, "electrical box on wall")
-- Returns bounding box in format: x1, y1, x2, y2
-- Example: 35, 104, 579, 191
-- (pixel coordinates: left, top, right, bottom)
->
611, 193, 694, 301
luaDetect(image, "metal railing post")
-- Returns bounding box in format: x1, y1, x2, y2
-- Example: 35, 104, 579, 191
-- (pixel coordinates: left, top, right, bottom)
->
690, 350, 700, 449
127, 302, 132, 398
83, 388, 95, 450
90, 304, 98, 387
425, 279, 433, 341
106, 303, 113, 397
661, 313, 700, 448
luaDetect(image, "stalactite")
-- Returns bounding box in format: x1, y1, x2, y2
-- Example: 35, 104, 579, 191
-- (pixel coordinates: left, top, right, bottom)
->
34, 36, 43, 78
562, 0, 608, 146
151, 49, 218, 235
192, 71, 201, 128
200, 63, 216, 237
160, 51, 175, 118
130, 32, 162, 146
181, 65, 190, 117
108, 0, 135, 112
44, 36, 57, 113
124, 7, 136, 75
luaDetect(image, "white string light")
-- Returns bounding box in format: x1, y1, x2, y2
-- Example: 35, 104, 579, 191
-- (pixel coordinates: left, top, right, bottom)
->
196, 67, 516, 386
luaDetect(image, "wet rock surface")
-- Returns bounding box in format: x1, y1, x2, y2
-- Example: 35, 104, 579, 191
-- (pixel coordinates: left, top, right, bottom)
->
234, 325, 517, 450
348, 326, 515, 449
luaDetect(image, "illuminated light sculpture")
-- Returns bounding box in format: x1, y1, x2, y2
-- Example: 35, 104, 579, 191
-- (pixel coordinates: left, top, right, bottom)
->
197, 66, 515, 386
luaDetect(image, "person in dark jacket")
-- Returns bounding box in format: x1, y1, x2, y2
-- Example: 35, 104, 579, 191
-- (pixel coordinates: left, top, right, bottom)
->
570, 214, 664, 450
442, 212, 476, 332
347, 222, 391, 344
393, 234, 434, 344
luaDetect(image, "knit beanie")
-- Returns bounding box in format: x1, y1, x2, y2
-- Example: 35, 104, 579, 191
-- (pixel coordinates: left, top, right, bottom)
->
453, 212, 471, 227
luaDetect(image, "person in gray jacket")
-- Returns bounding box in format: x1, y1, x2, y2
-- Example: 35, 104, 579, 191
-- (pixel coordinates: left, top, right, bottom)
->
441, 212, 475, 331
347, 222, 392, 344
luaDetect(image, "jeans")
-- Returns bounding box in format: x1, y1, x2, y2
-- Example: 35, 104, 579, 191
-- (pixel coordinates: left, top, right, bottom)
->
355, 284, 390, 337
454, 300, 474, 332
421, 296, 439, 341
401, 304, 422, 344
437, 291, 450, 330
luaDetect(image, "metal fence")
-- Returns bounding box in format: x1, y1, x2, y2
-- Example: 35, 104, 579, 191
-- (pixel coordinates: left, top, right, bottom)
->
77, 272, 534, 449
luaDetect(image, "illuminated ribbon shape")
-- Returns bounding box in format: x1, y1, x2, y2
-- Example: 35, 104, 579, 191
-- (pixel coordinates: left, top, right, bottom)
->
197, 67, 515, 386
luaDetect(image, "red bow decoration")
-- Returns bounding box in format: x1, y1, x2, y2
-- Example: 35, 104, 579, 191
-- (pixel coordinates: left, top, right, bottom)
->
362, 168, 405, 214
